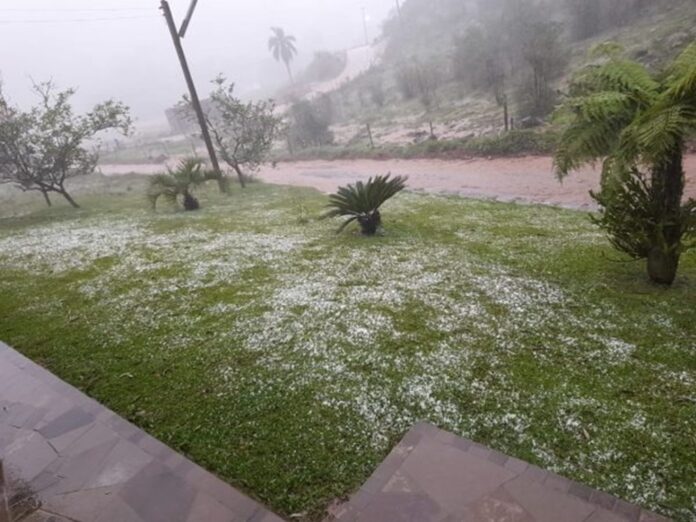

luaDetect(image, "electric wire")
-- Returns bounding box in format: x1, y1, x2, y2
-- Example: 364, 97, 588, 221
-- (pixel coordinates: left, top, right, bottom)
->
0, 15, 158, 25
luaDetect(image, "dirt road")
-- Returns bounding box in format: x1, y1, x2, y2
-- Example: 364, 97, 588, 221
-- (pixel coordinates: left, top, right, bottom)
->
255, 155, 696, 209
100, 155, 696, 210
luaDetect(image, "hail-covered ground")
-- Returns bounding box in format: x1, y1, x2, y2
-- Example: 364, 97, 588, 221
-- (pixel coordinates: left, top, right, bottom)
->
0, 181, 694, 521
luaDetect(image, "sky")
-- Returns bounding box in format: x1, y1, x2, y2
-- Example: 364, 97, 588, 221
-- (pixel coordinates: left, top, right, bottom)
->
0, 0, 397, 130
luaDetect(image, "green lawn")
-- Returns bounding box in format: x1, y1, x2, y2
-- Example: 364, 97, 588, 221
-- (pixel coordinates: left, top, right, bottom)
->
0, 179, 694, 521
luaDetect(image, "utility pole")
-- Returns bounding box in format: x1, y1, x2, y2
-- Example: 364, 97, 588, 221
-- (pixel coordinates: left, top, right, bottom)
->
160, 0, 226, 192
395, 0, 402, 20
178, 0, 199, 38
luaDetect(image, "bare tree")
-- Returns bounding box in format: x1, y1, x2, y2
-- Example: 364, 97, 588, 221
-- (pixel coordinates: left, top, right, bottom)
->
0, 82, 131, 208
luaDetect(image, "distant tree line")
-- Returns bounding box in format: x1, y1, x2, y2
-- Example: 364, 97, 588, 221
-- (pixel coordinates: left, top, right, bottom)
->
564, 0, 653, 41
452, 0, 569, 125
377, 0, 676, 128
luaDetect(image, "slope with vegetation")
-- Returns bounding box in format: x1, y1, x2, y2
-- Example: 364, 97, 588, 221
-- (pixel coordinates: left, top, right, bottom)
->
281, 0, 696, 160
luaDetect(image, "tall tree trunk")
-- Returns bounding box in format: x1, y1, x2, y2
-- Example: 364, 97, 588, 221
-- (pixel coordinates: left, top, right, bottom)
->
216, 177, 229, 194
58, 188, 80, 209
503, 101, 509, 132
285, 61, 294, 84
40, 189, 52, 207
233, 164, 247, 189
646, 148, 684, 285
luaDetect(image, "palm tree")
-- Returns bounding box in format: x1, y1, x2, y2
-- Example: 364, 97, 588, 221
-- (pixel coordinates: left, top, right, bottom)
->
555, 43, 696, 285
268, 27, 298, 84
148, 157, 209, 211
323, 174, 408, 235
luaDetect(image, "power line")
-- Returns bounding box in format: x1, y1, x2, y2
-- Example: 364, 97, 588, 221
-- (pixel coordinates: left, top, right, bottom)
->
0, 15, 158, 24
0, 8, 152, 12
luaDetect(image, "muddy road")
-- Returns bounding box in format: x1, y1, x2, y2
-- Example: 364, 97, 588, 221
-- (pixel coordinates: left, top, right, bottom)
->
101, 154, 696, 209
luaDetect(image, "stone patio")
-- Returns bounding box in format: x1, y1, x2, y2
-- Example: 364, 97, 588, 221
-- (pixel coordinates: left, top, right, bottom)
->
1, 340, 673, 522
0, 341, 283, 522
331, 423, 670, 522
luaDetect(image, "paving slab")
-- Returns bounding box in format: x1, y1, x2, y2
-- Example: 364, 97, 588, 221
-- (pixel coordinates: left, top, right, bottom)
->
332, 422, 672, 522
0, 341, 284, 522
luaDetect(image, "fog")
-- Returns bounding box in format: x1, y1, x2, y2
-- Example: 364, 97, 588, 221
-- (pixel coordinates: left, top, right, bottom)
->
0, 0, 396, 129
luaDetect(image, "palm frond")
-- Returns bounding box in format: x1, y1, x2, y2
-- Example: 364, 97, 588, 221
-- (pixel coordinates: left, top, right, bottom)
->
555, 58, 661, 178
147, 173, 179, 208
665, 42, 696, 103
627, 103, 696, 165
336, 216, 359, 234
574, 60, 658, 104
575, 91, 634, 122
554, 114, 623, 178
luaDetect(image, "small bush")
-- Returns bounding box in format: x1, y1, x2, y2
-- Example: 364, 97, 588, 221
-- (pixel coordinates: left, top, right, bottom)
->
462, 130, 558, 156
288, 97, 334, 149
366, 78, 386, 107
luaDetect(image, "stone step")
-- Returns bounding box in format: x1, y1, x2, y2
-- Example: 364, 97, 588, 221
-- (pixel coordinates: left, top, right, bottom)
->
331, 423, 671, 522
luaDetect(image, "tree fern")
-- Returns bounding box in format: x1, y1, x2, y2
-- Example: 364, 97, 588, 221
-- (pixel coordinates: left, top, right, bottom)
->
555, 44, 696, 284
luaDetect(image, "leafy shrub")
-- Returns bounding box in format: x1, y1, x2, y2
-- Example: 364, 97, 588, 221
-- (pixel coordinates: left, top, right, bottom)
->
288, 97, 334, 149
396, 65, 419, 100
462, 130, 558, 156
366, 77, 386, 107
396, 62, 440, 108
591, 169, 696, 268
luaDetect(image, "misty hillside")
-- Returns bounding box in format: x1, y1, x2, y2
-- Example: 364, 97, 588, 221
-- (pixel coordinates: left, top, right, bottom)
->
288, 0, 696, 152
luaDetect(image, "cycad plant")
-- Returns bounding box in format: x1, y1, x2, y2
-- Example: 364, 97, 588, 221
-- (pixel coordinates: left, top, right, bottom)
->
148, 157, 210, 211
323, 174, 408, 235
555, 43, 696, 285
